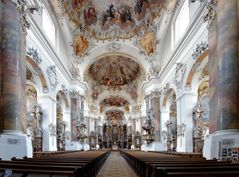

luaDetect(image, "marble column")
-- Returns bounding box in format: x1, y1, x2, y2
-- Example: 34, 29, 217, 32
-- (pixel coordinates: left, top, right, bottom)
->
209, 0, 239, 132
216, 0, 239, 130
0, 0, 23, 132
204, 0, 239, 159
70, 91, 80, 141
0, 0, 32, 160
143, 90, 166, 151
208, 6, 218, 134
150, 90, 161, 142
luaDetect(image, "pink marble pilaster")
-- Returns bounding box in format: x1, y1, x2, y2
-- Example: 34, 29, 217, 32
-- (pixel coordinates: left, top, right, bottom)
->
216, 0, 239, 130
70, 94, 80, 141
208, 17, 218, 133
151, 91, 161, 142
0, 1, 25, 131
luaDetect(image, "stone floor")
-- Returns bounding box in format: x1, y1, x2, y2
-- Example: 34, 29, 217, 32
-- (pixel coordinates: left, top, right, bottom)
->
97, 151, 138, 177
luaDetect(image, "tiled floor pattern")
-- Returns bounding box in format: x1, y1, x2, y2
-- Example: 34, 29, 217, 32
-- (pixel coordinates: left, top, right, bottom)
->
97, 151, 137, 177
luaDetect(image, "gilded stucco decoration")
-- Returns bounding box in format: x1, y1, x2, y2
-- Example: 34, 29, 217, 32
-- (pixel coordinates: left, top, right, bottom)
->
198, 64, 209, 82
61, 0, 163, 40
131, 104, 142, 113
105, 110, 124, 125
139, 31, 157, 56
134, 21, 158, 57
192, 41, 208, 60
100, 96, 129, 113
72, 31, 93, 59
26, 68, 35, 84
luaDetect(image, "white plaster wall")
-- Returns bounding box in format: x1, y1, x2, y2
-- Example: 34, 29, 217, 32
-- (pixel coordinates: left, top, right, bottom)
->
38, 94, 57, 151
135, 118, 142, 133
176, 90, 197, 152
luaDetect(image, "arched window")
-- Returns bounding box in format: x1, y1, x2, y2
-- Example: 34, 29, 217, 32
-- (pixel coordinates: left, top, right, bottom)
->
174, 0, 189, 44
42, 7, 55, 45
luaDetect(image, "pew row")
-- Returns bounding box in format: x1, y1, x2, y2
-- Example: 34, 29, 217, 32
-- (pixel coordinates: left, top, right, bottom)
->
120, 150, 239, 177
0, 150, 110, 177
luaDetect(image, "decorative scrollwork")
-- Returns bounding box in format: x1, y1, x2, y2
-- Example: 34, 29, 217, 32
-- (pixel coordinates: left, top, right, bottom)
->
11, 0, 38, 33
192, 41, 208, 60
47, 66, 58, 90
174, 63, 187, 89
27, 47, 42, 64
49, 123, 56, 136
203, 0, 217, 28
177, 123, 186, 136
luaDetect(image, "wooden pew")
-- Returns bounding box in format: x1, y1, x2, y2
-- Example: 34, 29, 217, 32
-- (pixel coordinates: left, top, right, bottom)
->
33, 150, 79, 158
154, 165, 239, 177
120, 150, 239, 177
0, 150, 110, 177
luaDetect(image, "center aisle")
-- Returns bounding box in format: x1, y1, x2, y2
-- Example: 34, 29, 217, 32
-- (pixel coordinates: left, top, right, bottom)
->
97, 151, 138, 177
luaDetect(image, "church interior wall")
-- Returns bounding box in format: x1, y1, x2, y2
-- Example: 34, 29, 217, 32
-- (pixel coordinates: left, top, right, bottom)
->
2, 0, 238, 161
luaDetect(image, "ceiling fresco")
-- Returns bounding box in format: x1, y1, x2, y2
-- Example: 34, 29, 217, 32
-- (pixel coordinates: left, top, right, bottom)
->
61, 0, 163, 40
85, 55, 145, 100
105, 110, 124, 125
139, 31, 157, 56
100, 96, 129, 113
88, 55, 141, 87
73, 33, 90, 57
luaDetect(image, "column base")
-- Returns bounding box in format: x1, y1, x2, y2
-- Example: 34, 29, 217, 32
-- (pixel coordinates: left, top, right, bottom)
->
65, 141, 82, 151
203, 129, 239, 160
141, 142, 166, 152
0, 132, 33, 160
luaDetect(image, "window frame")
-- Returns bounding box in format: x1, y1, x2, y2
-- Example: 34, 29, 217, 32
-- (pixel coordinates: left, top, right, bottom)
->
173, 0, 190, 46
42, 6, 56, 46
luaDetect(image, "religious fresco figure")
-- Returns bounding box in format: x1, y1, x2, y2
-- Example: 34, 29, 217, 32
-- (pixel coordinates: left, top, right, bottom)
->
84, 6, 97, 26
73, 34, 89, 57
102, 4, 116, 26
139, 31, 156, 56
120, 8, 133, 23
134, 0, 144, 14
63, 0, 162, 39
71, 0, 85, 9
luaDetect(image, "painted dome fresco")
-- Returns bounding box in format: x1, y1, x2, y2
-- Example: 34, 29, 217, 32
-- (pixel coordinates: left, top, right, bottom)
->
61, 0, 162, 39
88, 55, 142, 87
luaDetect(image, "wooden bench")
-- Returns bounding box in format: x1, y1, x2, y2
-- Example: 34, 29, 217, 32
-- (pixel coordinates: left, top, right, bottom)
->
120, 150, 239, 177
154, 165, 239, 177
0, 150, 110, 177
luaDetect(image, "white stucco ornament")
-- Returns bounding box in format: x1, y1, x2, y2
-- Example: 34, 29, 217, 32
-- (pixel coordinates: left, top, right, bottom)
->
47, 65, 58, 90
174, 63, 186, 89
